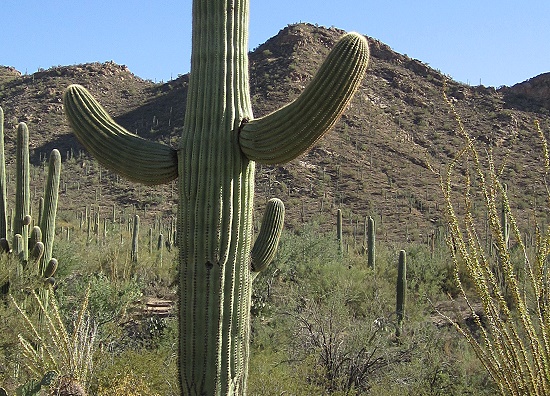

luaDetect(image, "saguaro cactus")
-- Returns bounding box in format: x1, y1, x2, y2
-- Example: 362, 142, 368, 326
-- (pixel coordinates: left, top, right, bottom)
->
367, 215, 375, 269
39, 149, 61, 275
63, 1, 369, 394
396, 249, 407, 338
0, 107, 7, 240
131, 214, 139, 263
0, 109, 61, 294
337, 208, 343, 253
14, 123, 31, 261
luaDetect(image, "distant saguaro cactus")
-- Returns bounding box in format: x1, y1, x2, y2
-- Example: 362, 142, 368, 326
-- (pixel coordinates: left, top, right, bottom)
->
367, 215, 375, 269
337, 208, 343, 253
63, 0, 369, 393
131, 214, 139, 263
396, 250, 407, 338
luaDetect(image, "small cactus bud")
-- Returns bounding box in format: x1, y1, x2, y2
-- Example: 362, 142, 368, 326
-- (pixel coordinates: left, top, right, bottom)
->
30, 241, 45, 265
44, 258, 58, 278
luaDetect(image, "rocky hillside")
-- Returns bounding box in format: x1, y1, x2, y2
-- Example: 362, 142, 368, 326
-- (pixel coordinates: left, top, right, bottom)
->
0, 23, 548, 245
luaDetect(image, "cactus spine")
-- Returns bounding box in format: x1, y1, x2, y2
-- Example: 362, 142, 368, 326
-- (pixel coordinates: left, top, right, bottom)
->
396, 249, 407, 338
63, 1, 369, 393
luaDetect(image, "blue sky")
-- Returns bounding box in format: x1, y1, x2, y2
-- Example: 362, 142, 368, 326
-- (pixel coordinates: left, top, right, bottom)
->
3, 0, 549, 87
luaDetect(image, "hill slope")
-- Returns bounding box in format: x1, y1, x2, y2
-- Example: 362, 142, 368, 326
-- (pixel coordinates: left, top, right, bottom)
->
0, 23, 548, 245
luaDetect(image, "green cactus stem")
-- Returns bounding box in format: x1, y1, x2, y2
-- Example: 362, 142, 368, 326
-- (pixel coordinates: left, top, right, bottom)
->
396, 249, 407, 338
367, 216, 375, 269
250, 198, 284, 274
43, 258, 58, 278
37, 197, 44, 228
0, 107, 7, 239
29, 226, 42, 252
63, 87, 178, 185
29, 241, 45, 266
131, 214, 139, 263
39, 149, 61, 276
63, 0, 369, 393
157, 233, 164, 251
337, 208, 343, 253
149, 227, 154, 254
14, 123, 31, 261
239, 33, 369, 164
13, 233, 23, 262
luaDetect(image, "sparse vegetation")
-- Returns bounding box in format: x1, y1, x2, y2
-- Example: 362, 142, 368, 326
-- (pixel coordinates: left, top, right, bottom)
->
0, 16, 549, 396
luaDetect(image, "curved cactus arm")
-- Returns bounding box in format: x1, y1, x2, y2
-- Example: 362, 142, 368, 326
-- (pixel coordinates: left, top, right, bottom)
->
239, 32, 369, 164
251, 198, 285, 275
63, 84, 178, 185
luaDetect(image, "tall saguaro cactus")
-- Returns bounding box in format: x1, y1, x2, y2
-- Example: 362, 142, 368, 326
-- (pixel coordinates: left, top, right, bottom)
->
63, 1, 369, 394
0, 107, 7, 240
396, 249, 407, 338
14, 123, 31, 261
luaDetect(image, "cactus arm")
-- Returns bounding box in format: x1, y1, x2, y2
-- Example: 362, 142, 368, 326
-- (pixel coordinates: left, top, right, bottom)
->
239, 32, 369, 164
251, 198, 284, 274
63, 85, 178, 185
39, 149, 60, 276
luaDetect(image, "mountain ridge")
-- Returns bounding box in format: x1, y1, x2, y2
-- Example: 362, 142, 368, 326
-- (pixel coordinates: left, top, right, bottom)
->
0, 23, 548, 244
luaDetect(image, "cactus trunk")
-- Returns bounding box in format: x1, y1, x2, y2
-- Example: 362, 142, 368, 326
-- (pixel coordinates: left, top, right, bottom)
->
14, 123, 30, 262
177, 2, 254, 393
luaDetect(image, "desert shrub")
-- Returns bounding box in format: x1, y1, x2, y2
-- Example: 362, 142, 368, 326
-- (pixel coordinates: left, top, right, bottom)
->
404, 243, 451, 299
368, 324, 496, 395
93, 347, 178, 396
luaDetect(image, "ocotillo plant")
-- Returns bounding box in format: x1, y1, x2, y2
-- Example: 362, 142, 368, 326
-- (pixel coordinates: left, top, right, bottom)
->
396, 249, 407, 338
63, 1, 369, 393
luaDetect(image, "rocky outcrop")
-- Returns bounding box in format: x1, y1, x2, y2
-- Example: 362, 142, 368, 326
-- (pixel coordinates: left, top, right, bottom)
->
502, 72, 550, 112
0, 66, 21, 84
